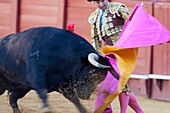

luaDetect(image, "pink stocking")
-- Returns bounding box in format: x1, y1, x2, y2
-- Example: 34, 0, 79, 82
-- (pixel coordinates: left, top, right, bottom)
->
128, 93, 144, 113
119, 92, 130, 113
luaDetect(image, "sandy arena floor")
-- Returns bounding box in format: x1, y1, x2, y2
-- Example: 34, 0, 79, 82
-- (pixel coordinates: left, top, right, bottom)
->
0, 90, 170, 113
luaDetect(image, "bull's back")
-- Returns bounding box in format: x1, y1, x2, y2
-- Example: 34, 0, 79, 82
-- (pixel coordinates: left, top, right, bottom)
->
0, 27, 96, 85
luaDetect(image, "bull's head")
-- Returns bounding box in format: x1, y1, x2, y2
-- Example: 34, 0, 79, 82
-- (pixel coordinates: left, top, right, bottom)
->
75, 53, 119, 100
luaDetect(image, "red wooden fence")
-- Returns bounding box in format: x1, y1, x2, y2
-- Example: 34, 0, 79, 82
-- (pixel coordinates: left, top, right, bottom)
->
0, 0, 18, 37
151, 2, 170, 101
19, 0, 65, 32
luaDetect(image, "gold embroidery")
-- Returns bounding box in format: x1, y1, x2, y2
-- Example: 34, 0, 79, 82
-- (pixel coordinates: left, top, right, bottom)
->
108, 16, 112, 21
113, 14, 116, 18
109, 23, 114, 28
89, 2, 131, 50
111, 29, 115, 34
88, 9, 98, 24
107, 30, 112, 36
103, 17, 107, 22
115, 27, 118, 31
109, 2, 124, 14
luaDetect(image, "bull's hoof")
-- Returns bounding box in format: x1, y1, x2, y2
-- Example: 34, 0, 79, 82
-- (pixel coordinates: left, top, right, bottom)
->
13, 108, 21, 113
41, 107, 53, 113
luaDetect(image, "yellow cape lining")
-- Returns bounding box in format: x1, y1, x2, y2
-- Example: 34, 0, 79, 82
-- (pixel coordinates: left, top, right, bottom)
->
95, 46, 138, 113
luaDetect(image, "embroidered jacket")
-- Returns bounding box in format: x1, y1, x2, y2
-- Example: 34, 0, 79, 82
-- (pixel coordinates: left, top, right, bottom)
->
88, 2, 131, 51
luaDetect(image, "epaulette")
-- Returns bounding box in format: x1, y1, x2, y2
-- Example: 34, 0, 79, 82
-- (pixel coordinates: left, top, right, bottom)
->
109, 2, 127, 16
88, 8, 99, 24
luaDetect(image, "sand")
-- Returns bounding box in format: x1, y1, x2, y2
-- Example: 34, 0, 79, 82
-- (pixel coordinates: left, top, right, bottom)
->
0, 90, 170, 113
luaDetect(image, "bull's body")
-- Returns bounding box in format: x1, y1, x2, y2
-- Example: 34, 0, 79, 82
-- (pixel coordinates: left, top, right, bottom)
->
0, 27, 116, 113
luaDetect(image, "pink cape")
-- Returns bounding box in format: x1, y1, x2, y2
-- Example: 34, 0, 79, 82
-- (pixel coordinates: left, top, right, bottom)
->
114, 4, 170, 48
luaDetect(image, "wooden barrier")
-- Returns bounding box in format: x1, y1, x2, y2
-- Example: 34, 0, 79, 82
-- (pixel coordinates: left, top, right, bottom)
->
19, 0, 65, 32
0, 0, 18, 37
151, 2, 170, 101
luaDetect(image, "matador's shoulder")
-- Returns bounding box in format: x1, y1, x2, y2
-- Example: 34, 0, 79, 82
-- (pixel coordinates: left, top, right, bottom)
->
88, 8, 99, 24
109, 2, 127, 14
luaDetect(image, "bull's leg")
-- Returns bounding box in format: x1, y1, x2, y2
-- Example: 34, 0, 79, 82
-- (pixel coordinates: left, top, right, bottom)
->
31, 82, 52, 112
9, 89, 30, 113
27, 65, 51, 112
62, 89, 88, 113
35, 88, 52, 113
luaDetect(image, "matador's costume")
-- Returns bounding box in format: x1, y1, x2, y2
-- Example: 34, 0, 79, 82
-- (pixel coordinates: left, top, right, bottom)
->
88, 2, 131, 52
88, 2, 132, 112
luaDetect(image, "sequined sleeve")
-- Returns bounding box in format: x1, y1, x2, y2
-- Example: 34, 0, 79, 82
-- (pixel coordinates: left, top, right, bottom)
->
90, 24, 101, 52
89, 10, 101, 52
118, 5, 132, 20
91, 35, 101, 52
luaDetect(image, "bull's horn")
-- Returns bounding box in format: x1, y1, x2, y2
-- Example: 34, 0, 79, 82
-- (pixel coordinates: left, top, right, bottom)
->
88, 53, 110, 68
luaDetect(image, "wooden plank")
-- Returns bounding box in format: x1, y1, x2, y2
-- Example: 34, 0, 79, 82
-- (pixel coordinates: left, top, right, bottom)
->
151, 79, 170, 101
0, 15, 11, 26
19, 0, 64, 31
154, 2, 170, 30
67, 0, 97, 8
168, 44, 170, 74
21, 0, 58, 6
0, 0, 10, 2
67, 7, 94, 19
0, 26, 10, 37
153, 44, 170, 75
0, 2, 11, 14
163, 4, 168, 29
11, 0, 18, 33
129, 0, 157, 1
56, 0, 65, 29
20, 15, 57, 25
157, 0, 170, 2
0, 1, 11, 37
128, 79, 148, 96
21, 4, 58, 17
153, 44, 163, 74
167, 4, 170, 31
133, 47, 151, 75
162, 44, 168, 75
153, 2, 170, 75
19, 15, 57, 31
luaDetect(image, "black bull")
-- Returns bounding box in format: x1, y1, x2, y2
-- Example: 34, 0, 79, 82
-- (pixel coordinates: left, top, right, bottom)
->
0, 27, 119, 113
